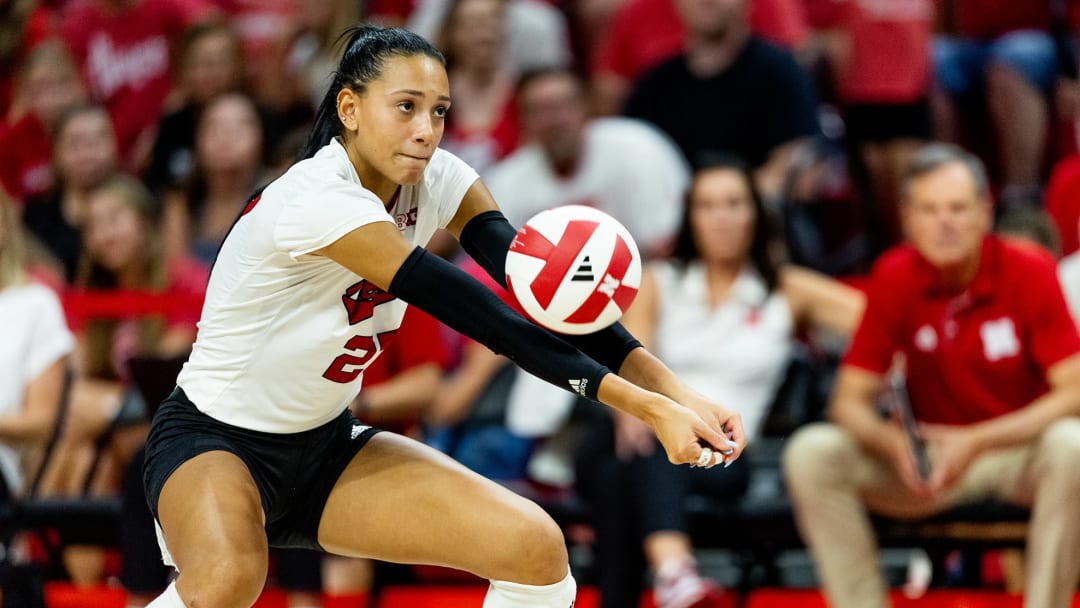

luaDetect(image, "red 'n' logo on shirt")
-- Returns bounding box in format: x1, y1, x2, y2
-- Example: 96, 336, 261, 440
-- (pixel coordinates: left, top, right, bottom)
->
342, 279, 396, 325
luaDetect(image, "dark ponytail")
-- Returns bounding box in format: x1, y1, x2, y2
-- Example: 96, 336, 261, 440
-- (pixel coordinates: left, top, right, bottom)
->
300, 25, 446, 160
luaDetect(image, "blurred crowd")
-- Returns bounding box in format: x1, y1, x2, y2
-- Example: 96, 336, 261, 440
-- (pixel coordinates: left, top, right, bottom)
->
2, 1, 1080, 608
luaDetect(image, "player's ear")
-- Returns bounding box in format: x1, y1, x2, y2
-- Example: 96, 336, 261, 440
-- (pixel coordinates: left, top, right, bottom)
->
337, 88, 360, 134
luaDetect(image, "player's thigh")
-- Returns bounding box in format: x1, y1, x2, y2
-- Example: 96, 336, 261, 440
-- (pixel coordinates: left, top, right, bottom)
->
317, 432, 567, 584
156, 450, 269, 578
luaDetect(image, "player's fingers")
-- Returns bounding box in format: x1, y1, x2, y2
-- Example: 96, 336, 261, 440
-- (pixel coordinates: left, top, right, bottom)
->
693, 419, 728, 454
720, 414, 746, 462
690, 444, 713, 468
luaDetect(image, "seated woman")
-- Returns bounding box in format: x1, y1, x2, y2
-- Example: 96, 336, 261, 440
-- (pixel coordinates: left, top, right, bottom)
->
0, 192, 73, 501
574, 157, 865, 608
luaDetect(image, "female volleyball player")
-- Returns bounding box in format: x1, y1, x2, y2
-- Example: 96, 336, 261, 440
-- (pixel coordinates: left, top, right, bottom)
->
143, 25, 745, 608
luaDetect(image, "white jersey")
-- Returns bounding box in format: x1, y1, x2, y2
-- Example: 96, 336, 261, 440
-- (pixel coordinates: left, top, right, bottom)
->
177, 140, 478, 433
484, 118, 688, 256
652, 262, 794, 440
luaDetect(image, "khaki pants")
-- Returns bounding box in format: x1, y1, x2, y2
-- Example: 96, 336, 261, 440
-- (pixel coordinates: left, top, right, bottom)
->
782, 418, 1080, 608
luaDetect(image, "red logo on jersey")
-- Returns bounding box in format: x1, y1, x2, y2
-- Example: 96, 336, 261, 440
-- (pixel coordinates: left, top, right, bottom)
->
342, 280, 396, 325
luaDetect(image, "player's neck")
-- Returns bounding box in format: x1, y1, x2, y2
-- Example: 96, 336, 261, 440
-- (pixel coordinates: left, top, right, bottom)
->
344, 141, 399, 206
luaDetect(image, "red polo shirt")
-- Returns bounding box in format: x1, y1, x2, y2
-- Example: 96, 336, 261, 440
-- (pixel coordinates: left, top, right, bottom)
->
1046, 154, 1080, 257
844, 236, 1080, 425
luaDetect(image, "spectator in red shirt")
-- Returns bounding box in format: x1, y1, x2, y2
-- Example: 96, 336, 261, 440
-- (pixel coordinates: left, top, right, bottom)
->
816, 0, 935, 249
60, 0, 216, 173
783, 143, 1080, 608
0, 40, 86, 204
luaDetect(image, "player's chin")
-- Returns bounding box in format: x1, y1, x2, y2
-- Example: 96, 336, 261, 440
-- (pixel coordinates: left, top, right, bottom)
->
395, 167, 426, 186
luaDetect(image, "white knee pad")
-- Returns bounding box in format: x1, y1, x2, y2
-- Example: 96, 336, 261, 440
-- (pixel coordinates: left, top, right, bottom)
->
145, 582, 187, 608
482, 570, 577, 607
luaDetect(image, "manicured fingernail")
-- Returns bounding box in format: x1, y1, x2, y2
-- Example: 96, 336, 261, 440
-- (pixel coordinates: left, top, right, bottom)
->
724, 439, 739, 448
724, 460, 733, 468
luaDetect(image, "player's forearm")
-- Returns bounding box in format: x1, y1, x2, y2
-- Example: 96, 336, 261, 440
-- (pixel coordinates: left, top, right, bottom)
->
966, 385, 1080, 452
595, 371, 667, 427
615, 347, 694, 403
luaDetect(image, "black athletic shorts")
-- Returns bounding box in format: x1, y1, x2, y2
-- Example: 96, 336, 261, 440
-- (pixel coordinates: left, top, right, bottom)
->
143, 387, 382, 551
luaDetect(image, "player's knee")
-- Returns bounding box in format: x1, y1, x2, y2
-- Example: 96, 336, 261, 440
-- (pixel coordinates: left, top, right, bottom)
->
499, 502, 568, 585
177, 553, 267, 608
782, 423, 854, 490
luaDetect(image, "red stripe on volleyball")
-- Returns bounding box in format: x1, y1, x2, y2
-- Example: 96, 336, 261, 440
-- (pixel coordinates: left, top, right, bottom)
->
510, 224, 556, 260
564, 232, 637, 324
528, 219, 599, 308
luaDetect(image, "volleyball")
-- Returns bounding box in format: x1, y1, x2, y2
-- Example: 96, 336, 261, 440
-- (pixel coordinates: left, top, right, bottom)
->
505, 205, 642, 335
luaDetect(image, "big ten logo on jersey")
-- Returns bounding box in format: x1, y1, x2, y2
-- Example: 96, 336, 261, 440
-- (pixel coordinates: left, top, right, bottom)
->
323, 279, 399, 383
394, 207, 418, 230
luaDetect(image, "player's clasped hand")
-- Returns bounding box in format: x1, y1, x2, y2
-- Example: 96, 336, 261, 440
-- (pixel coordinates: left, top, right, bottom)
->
647, 392, 745, 469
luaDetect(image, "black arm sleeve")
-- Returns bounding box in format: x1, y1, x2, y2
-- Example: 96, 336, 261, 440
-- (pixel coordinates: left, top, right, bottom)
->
458, 210, 643, 373
388, 246, 609, 401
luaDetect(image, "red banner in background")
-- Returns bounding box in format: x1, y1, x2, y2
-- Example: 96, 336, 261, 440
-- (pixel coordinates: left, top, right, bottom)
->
61, 290, 205, 331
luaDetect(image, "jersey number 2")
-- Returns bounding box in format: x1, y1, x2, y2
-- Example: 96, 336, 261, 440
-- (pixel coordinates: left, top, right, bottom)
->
322, 331, 395, 384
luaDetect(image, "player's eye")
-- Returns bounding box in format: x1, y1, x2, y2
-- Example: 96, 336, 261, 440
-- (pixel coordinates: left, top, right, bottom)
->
434, 106, 448, 118
397, 101, 413, 113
